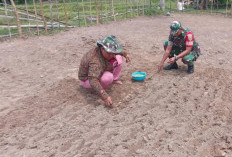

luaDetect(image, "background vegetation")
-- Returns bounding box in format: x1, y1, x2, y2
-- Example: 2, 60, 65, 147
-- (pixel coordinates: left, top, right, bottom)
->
0, 0, 231, 39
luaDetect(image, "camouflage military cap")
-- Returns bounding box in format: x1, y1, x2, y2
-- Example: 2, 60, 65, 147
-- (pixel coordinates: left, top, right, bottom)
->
97, 35, 123, 53
170, 21, 182, 35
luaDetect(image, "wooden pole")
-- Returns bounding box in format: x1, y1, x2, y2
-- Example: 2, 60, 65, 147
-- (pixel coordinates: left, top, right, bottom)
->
38, 0, 48, 34
32, 0, 39, 35
9, 0, 23, 37
63, 0, 69, 29
3, 0, 11, 37
226, 0, 228, 16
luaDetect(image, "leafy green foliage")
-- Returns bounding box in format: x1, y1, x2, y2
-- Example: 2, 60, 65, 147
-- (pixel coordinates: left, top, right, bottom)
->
145, 7, 164, 16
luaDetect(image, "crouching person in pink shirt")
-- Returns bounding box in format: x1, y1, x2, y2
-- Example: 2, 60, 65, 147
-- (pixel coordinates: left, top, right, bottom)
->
78, 35, 130, 107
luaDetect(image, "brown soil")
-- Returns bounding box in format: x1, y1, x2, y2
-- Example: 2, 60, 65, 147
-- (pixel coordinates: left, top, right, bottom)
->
1, 14, 232, 157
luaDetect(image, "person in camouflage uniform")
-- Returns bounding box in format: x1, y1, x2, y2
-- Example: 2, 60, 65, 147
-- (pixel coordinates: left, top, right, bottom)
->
78, 35, 130, 106
158, 21, 201, 74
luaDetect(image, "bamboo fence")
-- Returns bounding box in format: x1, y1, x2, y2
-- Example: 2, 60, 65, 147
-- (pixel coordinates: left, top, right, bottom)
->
0, 0, 231, 39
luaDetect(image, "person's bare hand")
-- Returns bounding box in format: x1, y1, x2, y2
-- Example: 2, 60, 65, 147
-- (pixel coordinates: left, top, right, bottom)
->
104, 96, 113, 107
168, 57, 175, 64
125, 55, 131, 63
113, 80, 123, 85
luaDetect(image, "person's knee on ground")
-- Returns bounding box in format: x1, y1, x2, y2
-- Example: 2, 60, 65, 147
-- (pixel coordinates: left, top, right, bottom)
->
100, 71, 114, 88
80, 80, 92, 88
80, 71, 114, 89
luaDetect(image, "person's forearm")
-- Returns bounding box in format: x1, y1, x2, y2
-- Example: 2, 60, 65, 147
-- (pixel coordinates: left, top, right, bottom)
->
161, 52, 169, 63
160, 45, 172, 63
160, 49, 171, 64
89, 77, 109, 100
177, 49, 191, 59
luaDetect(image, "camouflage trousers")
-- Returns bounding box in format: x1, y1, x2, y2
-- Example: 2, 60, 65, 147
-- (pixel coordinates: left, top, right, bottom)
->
164, 40, 201, 65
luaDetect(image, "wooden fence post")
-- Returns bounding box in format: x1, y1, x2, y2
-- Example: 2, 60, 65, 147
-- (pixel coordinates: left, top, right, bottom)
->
9, 0, 23, 37
39, 0, 48, 34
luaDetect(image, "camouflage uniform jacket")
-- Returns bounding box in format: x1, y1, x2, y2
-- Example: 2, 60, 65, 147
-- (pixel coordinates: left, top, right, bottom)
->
168, 28, 199, 52
78, 47, 126, 100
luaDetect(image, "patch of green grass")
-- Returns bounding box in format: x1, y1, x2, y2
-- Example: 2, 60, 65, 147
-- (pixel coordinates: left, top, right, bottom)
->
145, 7, 164, 16
0, 28, 18, 35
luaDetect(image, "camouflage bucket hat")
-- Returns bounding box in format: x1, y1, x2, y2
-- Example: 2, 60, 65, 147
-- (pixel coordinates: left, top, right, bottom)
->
170, 21, 182, 35
97, 35, 123, 53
